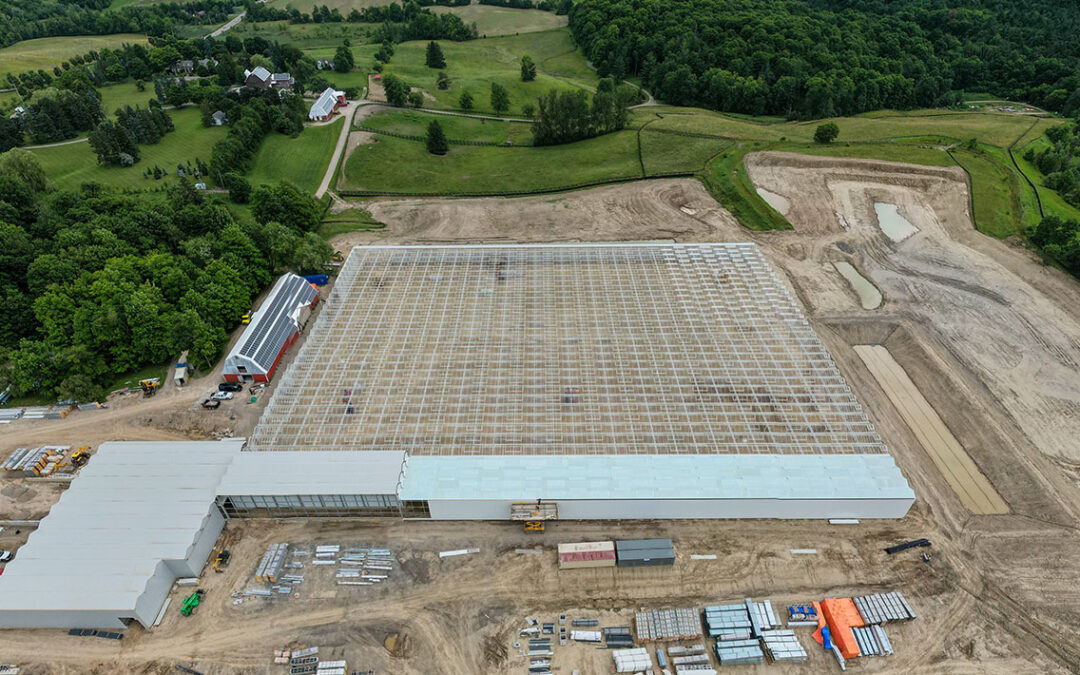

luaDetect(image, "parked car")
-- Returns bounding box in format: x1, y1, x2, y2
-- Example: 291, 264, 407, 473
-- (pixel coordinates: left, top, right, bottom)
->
0, 551, 13, 562
218, 382, 243, 392
211, 391, 233, 401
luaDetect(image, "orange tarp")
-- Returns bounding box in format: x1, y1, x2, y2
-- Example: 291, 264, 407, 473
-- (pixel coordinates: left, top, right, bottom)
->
820, 597, 865, 659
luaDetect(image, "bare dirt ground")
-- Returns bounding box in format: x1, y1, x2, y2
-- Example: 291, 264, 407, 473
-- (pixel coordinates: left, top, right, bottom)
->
4, 157, 1080, 673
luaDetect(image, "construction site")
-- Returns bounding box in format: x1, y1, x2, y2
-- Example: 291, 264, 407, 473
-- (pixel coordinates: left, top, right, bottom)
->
0, 152, 1079, 673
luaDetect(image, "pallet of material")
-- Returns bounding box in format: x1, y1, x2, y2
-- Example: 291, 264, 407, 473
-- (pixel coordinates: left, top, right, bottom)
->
672, 653, 710, 665
612, 647, 653, 673
569, 630, 601, 642
256, 543, 289, 582
667, 644, 706, 656
852, 592, 916, 625
635, 608, 702, 641
674, 666, 716, 674
715, 638, 764, 666
557, 541, 616, 569
762, 630, 807, 663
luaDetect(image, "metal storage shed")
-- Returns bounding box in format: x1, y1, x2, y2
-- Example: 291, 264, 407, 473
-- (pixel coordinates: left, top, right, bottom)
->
224, 273, 318, 383
615, 538, 675, 567
0, 440, 242, 629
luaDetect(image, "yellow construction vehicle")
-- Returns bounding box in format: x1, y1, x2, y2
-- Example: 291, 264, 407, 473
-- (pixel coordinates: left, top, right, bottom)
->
510, 501, 558, 532
71, 447, 90, 468
213, 549, 231, 572
241, 313, 251, 325
139, 378, 161, 397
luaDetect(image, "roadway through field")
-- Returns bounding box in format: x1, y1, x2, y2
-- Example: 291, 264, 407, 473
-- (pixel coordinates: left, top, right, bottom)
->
854, 344, 1009, 515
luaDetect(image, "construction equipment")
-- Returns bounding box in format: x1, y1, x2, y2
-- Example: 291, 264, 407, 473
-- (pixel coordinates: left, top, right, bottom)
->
180, 590, 204, 616
241, 313, 251, 325
213, 550, 231, 572
70, 447, 90, 468
139, 378, 161, 397
510, 501, 558, 532
884, 538, 931, 555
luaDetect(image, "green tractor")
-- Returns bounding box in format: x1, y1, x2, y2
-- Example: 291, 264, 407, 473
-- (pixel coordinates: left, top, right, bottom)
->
180, 589, 205, 616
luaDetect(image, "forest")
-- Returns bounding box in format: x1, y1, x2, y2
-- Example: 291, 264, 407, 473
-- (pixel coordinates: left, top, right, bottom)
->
569, 0, 1080, 118
0, 150, 330, 402
1029, 123, 1080, 210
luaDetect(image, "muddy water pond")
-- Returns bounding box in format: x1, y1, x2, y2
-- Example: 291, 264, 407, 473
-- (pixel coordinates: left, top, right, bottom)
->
834, 262, 883, 310
874, 202, 919, 242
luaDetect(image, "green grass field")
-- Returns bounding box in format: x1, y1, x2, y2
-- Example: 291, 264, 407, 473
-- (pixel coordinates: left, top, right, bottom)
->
949, 145, 1022, 238
234, 20, 376, 51
360, 108, 533, 144
98, 81, 158, 116
362, 29, 597, 116
31, 107, 226, 191
431, 5, 566, 36
248, 118, 344, 193
340, 131, 642, 193
0, 34, 148, 75
318, 207, 386, 239
640, 129, 728, 175
267, 0, 392, 11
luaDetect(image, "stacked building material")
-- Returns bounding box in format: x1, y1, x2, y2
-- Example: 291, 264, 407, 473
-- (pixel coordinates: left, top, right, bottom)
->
714, 638, 764, 666
527, 638, 552, 656
852, 592, 916, 624
2, 446, 70, 477
744, 598, 778, 634
43, 405, 74, 419
571, 618, 599, 627
256, 543, 289, 583
787, 604, 819, 627
635, 608, 702, 641
762, 630, 807, 663
20, 406, 49, 420
316, 659, 347, 675
603, 626, 633, 648
851, 625, 893, 657
674, 665, 716, 674
671, 653, 710, 665
569, 630, 601, 642
615, 539, 675, 567
0, 409, 23, 422
668, 644, 706, 656
703, 604, 752, 639
557, 541, 616, 569
612, 647, 652, 673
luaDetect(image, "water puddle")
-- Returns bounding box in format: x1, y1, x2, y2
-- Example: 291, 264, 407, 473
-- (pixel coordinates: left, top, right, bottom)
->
874, 202, 919, 242
833, 262, 882, 310
756, 187, 791, 215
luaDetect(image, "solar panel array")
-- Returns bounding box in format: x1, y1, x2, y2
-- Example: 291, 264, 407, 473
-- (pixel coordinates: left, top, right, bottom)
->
250, 243, 889, 456
236, 275, 318, 371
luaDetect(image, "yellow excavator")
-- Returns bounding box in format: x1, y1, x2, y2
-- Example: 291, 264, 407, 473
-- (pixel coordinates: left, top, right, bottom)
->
71, 447, 90, 468
139, 378, 161, 397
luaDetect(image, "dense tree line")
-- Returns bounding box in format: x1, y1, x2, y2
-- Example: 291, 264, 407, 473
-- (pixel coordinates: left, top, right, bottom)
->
569, 0, 1080, 119
0, 0, 231, 48
479, 0, 571, 12
88, 102, 174, 167
1028, 123, 1080, 209
0, 149, 331, 402
21, 86, 103, 145
532, 78, 634, 145
1029, 216, 1080, 280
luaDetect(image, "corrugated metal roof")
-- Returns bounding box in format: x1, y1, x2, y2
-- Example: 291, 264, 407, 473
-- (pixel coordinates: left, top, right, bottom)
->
226, 273, 317, 374
217, 450, 406, 496
250, 65, 271, 81
399, 454, 915, 501
308, 87, 339, 119
0, 441, 242, 615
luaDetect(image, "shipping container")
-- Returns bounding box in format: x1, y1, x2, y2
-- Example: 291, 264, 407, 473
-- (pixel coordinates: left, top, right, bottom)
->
557, 541, 616, 569
615, 538, 675, 567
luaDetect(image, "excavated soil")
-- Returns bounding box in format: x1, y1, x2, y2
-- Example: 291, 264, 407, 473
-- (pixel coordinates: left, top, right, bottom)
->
4, 156, 1080, 673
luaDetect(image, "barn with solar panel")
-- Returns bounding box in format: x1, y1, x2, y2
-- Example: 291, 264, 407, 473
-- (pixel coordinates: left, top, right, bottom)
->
223, 273, 319, 383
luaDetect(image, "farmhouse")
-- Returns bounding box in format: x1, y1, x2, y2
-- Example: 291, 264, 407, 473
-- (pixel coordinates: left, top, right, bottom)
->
211, 110, 227, 126
316, 58, 335, 70
223, 273, 319, 383
308, 87, 346, 121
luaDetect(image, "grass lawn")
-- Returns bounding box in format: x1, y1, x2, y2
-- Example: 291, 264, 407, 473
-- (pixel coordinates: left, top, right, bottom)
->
431, 4, 567, 36
98, 81, 157, 115
0, 34, 148, 74
1016, 137, 1080, 224
31, 107, 226, 191
238, 20, 376, 51
248, 118, 344, 193
640, 129, 728, 175
340, 131, 641, 193
105, 362, 170, 394
0, 90, 22, 115
360, 108, 533, 144
779, 140, 956, 168
360, 28, 598, 116
320, 68, 370, 92
948, 145, 1021, 238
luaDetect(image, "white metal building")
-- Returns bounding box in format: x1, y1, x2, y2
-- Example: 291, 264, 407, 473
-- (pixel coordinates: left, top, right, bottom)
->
223, 273, 318, 383
0, 441, 242, 629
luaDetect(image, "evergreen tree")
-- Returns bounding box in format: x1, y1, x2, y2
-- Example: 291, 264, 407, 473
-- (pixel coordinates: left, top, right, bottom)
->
425, 41, 446, 69
437, 72, 451, 90
459, 89, 474, 111
426, 120, 449, 155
